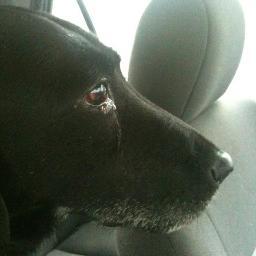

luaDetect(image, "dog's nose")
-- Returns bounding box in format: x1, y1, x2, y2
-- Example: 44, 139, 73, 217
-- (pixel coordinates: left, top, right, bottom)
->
211, 150, 233, 184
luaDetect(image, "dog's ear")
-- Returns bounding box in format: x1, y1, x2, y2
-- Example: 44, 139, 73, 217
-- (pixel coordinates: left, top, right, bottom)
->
0, 192, 10, 254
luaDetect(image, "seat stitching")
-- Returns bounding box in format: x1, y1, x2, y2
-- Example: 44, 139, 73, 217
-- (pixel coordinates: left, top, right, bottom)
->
206, 209, 230, 256
181, 0, 209, 119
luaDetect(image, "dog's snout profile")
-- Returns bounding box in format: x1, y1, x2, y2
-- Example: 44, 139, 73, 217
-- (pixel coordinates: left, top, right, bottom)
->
211, 150, 233, 184
0, 6, 235, 253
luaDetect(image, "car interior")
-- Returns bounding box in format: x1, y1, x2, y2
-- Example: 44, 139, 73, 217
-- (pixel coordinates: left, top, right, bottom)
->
0, 0, 255, 255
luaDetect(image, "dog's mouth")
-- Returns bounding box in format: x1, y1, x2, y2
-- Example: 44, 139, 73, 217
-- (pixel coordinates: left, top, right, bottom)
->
77, 196, 211, 233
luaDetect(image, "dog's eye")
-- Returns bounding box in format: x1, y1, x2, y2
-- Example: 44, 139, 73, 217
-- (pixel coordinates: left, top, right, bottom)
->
85, 83, 108, 106
81, 80, 116, 114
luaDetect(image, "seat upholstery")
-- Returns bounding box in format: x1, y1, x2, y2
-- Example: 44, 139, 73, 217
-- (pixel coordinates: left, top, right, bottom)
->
168, 99, 256, 256
128, 0, 244, 122
46, 220, 175, 256
0, 0, 31, 8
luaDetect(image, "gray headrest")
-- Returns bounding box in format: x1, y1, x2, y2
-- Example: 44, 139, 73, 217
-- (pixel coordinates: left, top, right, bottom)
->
129, 0, 244, 121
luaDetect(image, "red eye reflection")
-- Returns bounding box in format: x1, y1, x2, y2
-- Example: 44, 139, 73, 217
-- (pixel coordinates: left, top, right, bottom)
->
85, 83, 108, 106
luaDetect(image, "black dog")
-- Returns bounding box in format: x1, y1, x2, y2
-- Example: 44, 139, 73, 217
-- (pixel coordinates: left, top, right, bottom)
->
0, 6, 233, 255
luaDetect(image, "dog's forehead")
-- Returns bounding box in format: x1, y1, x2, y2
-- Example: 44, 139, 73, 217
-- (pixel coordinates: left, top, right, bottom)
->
0, 7, 120, 87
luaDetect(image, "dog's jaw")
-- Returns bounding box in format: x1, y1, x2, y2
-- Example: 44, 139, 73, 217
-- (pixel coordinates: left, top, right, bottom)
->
77, 197, 210, 234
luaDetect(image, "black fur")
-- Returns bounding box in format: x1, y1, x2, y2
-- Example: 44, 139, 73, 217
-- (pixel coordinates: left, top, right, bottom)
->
0, 193, 9, 254
0, 6, 222, 255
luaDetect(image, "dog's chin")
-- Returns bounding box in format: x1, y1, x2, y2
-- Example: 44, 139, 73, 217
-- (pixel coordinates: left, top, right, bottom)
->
78, 198, 210, 234
101, 220, 188, 234
100, 219, 191, 233
99, 211, 196, 234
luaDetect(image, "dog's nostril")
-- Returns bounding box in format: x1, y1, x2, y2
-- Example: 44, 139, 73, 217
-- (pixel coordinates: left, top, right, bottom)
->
211, 150, 233, 184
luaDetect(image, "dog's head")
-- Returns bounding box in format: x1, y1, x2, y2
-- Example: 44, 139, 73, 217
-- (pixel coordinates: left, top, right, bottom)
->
0, 7, 233, 233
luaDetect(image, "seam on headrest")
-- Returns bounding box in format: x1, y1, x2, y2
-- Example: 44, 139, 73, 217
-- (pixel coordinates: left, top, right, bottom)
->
206, 210, 230, 256
181, 0, 209, 119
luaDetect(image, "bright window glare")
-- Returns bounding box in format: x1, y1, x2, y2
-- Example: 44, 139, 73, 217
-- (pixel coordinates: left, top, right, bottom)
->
52, 0, 151, 78
52, 0, 256, 100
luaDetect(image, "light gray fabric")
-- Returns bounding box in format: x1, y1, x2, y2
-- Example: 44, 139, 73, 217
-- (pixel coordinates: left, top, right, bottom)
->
56, 222, 174, 256
30, 0, 52, 12
36, 215, 87, 256
0, 0, 52, 12
128, 0, 244, 121
57, 222, 119, 255
166, 98, 256, 256
47, 250, 83, 256
168, 212, 227, 256
0, 0, 31, 8
189, 99, 256, 256
162, 99, 256, 256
